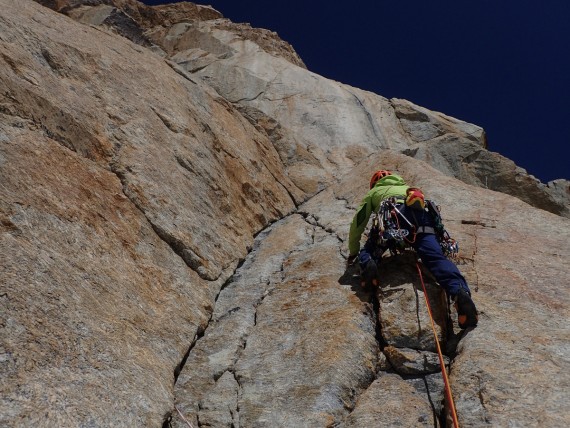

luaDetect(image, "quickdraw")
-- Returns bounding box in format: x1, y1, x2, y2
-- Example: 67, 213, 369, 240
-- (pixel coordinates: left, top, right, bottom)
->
425, 199, 460, 260
440, 230, 460, 260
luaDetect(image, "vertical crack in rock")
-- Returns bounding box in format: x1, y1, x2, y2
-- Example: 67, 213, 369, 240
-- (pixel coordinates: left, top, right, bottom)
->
252, 283, 272, 328
358, 251, 456, 425
412, 280, 424, 338
297, 216, 383, 421
161, 415, 171, 428
299, 195, 390, 422
175, 257, 247, 382
339, 293, 384, 423
424, 377, 444, 428
345, 88, 383, 146
476, 375, 491, 424
372, 289, 387, 351
171, 185, 375, 425
230, 368, 242, 428
169, 213, 310, 425
174, 329, 204, 384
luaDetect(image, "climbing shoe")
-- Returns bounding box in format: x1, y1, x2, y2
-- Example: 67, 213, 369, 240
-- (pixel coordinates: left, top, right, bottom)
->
360, 259, 379, 289
454, 289, 478, 329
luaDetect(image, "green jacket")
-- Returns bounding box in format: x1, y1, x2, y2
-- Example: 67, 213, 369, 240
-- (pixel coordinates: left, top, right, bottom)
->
348, 174, 409, 256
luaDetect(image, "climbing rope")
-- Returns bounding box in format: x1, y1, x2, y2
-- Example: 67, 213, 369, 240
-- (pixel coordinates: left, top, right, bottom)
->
415, 261, 460, 428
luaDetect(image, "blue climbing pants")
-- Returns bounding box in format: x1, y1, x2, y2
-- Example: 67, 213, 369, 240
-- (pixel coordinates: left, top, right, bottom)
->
413, 233, 469, 296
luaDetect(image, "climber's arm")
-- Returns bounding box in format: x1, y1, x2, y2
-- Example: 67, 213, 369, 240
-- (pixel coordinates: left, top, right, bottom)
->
348, 196, 373, 256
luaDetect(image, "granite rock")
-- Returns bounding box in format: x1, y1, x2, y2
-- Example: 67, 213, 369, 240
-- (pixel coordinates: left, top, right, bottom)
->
1, 2, 569, 427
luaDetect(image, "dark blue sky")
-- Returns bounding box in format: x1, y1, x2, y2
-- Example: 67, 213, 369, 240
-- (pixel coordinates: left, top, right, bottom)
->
143, 1, 569, 183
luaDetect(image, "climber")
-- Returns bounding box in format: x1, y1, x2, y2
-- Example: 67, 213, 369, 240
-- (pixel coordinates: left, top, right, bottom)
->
346, 170, 478, 329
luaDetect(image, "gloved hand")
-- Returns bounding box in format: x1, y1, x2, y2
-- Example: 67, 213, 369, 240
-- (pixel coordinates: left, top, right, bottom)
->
405, 187, 425, 210
347, 254, 358, 267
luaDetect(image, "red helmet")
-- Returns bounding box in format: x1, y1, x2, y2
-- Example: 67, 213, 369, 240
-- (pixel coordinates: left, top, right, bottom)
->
369, 170, 392, 189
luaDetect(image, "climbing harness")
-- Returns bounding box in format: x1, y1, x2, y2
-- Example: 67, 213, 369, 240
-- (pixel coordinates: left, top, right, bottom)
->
416, 261, 460, 428
374, 198, 415, 255
370, 198, 460, 259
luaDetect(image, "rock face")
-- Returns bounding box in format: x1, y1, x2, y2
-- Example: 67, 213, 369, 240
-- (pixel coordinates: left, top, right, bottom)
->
1, 1, 569, 427
32, 0, 569, 216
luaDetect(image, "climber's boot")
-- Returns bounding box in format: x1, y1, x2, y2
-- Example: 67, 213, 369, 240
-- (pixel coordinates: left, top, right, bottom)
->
454, 289, 478, 329
360, 259, 379, 289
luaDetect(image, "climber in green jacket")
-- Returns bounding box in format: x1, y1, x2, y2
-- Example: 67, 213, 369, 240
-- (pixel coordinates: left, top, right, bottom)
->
348, 172, 410, 257
347, 170, 478, 329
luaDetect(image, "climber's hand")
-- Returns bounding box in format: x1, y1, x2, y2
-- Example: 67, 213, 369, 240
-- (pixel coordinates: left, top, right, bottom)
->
347, 254, 357, 268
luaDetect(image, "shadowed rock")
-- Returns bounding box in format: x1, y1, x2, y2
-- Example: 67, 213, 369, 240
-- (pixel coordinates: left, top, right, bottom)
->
343, 373, 443, 427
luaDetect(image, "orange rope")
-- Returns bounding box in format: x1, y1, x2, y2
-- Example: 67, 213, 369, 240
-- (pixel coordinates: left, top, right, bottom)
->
415, 261, 460, 428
